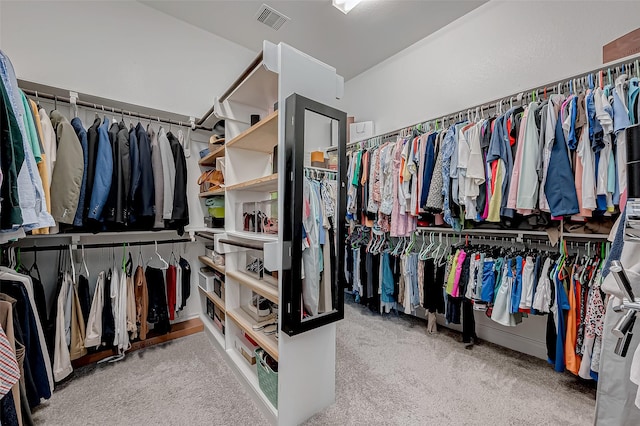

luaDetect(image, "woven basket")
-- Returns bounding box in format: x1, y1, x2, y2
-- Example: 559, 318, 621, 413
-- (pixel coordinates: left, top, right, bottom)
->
255, 348, 278, 409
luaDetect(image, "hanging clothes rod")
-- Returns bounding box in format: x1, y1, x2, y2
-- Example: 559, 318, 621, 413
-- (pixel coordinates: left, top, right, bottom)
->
218, 238, 264, 251
15, 238, 191, 253
304, 166, 338, 180
415, 226, 609, 240
334, 54, 640, 151
21, 87, 213, 132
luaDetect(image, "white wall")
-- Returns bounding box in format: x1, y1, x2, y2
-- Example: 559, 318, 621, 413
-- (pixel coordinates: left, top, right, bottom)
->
343, 0, 640, 135
0, 0, 256, 118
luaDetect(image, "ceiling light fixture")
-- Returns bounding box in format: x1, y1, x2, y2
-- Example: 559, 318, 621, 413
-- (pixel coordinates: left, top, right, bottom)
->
332, 0, 362, 14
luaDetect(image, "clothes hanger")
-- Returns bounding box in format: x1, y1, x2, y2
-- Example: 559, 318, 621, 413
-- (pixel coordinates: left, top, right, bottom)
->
14, 247, 22, 272
148, 241, 169, 269
366, 229, 376, 253
28, 244, 37, 272
127, 251, 134, 276
137, 244, 143, 267
428, 233, 440, 260
418, 232, 428, 259
121, 243, 127, 272
81, 244, 89, 279
170, 243, 177, 266
68, 244, 76, 283
404, 233, 415, 256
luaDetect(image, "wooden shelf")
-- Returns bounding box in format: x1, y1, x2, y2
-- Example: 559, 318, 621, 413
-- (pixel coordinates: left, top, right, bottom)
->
198, 255, 226, 274
227, 270, 279, 304
226, 110, 278, 153
198, 285, 226, 312
227, 308, 278, 362
199, 144, 225, 166
72, 318, 204, 368
199, 188, 225, 198
226, 173, 277, 192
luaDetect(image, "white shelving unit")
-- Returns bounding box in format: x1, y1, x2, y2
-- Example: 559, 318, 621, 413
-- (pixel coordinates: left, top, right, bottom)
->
195, 41, 344, 425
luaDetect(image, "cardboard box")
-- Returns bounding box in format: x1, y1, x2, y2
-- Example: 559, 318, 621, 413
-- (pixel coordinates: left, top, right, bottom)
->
235, 334, 258, 365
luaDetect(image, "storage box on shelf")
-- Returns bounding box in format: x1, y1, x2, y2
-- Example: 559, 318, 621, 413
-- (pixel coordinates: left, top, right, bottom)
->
198, 267, 217, 292
235, 333, 259, 365
203, 196, 225, 228
256, 348, 278, 409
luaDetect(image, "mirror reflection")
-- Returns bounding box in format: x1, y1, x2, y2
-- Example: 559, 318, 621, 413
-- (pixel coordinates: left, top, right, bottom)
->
301, 110, 339, 321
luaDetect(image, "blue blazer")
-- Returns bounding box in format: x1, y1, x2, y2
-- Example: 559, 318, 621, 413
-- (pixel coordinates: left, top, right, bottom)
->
87, 117, 113, 220
70, 117, 88, 227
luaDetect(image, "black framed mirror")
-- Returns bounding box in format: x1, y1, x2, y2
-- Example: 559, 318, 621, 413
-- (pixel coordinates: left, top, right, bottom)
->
282, 93, 347, 336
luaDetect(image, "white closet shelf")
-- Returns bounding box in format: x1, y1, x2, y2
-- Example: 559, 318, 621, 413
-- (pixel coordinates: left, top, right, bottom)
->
227, 308, 279, 362
225, 173, 278, 192
226, 110, 278, 153
198, 255, 226, 275
199, 144, 225, 166
226, 270, 279, 304
198, 285, 226, 312
225, 230, 278, 243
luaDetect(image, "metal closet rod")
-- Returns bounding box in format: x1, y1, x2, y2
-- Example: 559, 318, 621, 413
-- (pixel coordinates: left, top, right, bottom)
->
21, 88, 214, 132
218, 238, 264, 251
15, 238, 191, 253
197, 51, 265, 126
337, 54, 640, 150
414, 226, 609, 240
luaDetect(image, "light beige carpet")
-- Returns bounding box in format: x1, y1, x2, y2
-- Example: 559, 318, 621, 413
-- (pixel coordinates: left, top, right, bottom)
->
33, 302, 595, 425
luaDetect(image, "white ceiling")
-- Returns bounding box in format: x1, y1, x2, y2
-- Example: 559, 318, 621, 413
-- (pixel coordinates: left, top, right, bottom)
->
141, 0, 486, 80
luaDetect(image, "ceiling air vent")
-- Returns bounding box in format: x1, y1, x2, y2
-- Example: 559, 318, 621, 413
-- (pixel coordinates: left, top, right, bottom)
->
255, 4, 290, 31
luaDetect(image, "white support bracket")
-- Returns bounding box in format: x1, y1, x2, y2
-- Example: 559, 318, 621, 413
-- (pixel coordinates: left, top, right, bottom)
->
69, 91, 78, 116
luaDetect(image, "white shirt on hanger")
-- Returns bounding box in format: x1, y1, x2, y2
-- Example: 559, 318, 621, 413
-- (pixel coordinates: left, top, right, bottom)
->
53, 274, 72, 382
84, 271, 105, 348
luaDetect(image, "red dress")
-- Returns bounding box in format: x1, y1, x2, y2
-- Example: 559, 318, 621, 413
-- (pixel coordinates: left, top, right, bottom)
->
166, 265, 176, 321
